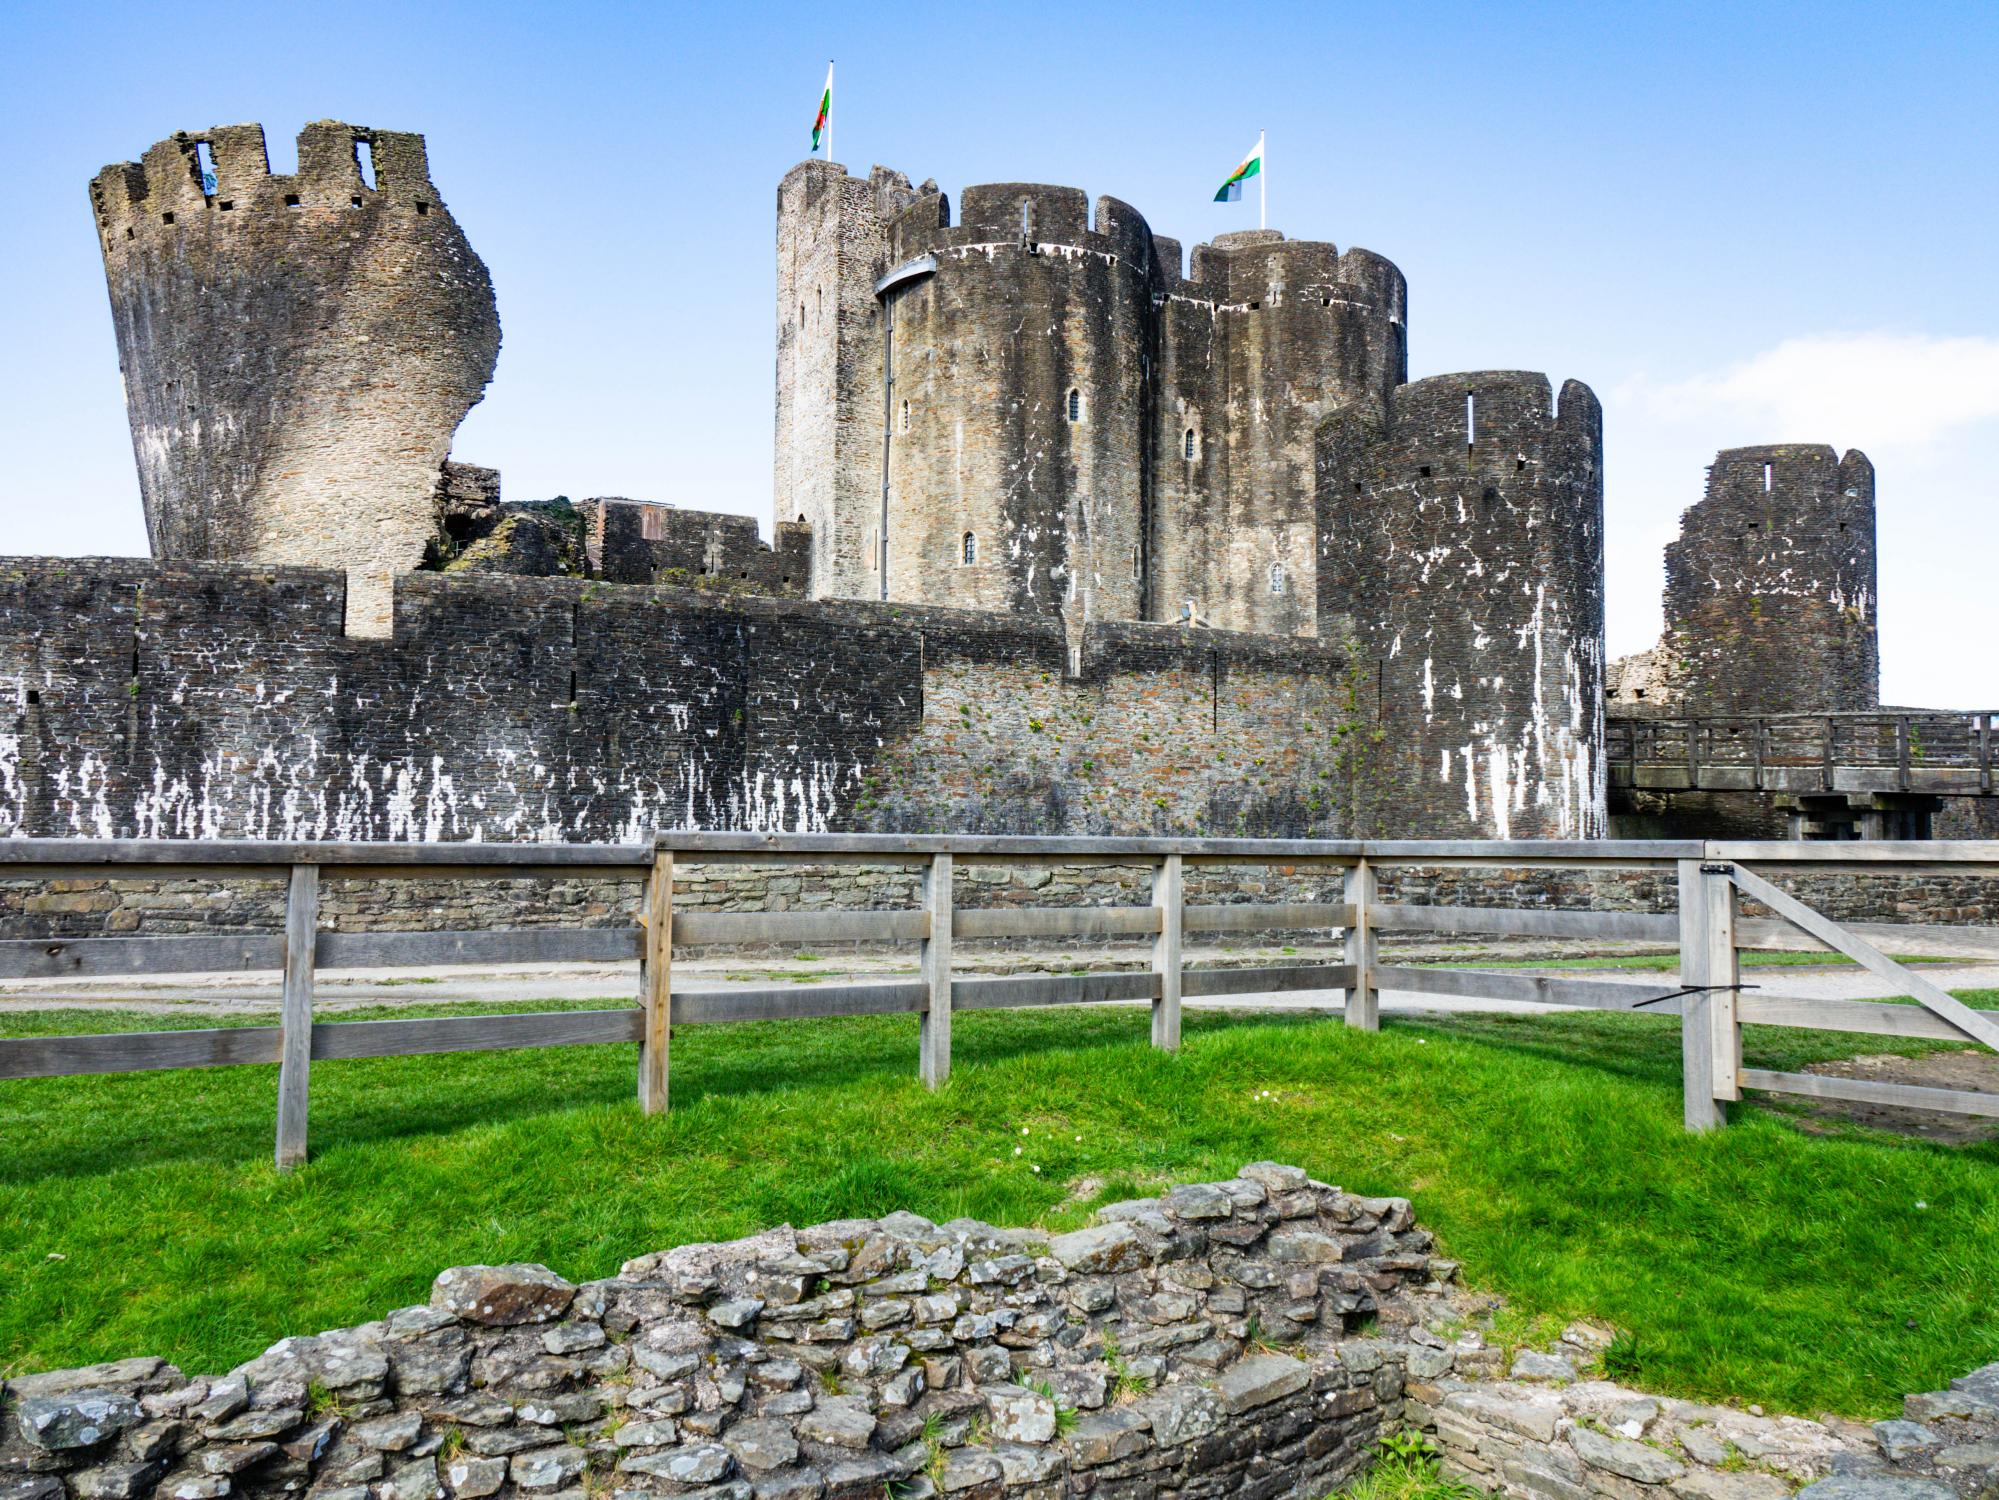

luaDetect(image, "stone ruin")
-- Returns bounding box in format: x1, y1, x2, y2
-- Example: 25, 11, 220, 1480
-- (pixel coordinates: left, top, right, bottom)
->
4, 1167, 1993, 1500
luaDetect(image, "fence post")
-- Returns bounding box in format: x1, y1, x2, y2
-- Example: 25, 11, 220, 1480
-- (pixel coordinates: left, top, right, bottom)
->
639, 850, 672, 1114
1676, 858, 1739, 1131
1342, 859, 1378, 1030
920, 853, 953, 1087
275, 863, 318, 1171
1151, 854, 1183, 1051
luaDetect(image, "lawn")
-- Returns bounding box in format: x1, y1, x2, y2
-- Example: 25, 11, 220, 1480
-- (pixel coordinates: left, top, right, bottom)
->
1, 995, 1995, 1419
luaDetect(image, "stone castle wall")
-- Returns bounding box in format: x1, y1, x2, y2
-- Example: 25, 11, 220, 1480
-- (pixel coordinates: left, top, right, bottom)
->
89, 123, 499, 626
0, 559, 1356, 846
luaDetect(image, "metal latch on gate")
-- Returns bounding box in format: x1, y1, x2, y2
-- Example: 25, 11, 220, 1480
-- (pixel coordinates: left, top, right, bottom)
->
1632, 982, 1758, 1010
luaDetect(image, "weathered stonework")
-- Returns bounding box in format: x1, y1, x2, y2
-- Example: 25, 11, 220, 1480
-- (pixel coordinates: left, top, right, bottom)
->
1318, 374, 1605, 838
89, 122, 499, 627
0, 1165, 1446, 1500
1609, 445, 1877, 716
0, 559, 1352, 843
5, 1168, 1992, 1500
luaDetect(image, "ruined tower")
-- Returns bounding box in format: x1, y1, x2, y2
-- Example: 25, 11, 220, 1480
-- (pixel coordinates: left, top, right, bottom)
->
90, 121, 500, 633
1658, 444, 1878, 714
1318, 374, 1607, 838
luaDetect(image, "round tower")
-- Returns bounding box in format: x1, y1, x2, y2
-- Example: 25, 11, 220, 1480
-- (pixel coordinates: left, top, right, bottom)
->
89, 121, 499, 627
878, 183, 1155, 645
1153, 233, 1407, 636
1318, 372, 1606, 838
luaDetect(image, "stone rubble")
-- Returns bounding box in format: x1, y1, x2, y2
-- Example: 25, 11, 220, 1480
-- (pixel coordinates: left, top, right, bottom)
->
4, 1167, 1995, 1500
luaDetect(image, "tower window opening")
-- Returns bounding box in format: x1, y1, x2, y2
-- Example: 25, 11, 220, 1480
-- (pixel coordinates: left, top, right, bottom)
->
1268, 563, 1286, 596
1132, 543, 1142, 578
218, 200, 234, 212
900, 399, 910, 433
194, 141, 218, 196
1419, 465, 1432, 479
284, 193, 301, 209
1466, 392, 1476, 449
799, 302, 806, 329
162, 212, 175, 224
124, 226, 134, 240
1183, 428, 1196, 460
350, 196, 363, 209
1516, 456, 1526, 472
1321, 297, 1331, 307
415, 200, 429, 215
1762, 461, 1774, 492
354, 137, 377, 191
962, 532, 977, 565
1067, 389, 1082, 422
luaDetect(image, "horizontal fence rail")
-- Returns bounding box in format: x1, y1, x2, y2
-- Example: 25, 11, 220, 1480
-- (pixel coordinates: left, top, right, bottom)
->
2, 835, 1996, 1163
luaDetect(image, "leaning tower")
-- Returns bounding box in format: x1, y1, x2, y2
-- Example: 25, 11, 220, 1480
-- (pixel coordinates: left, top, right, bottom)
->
89, 121, 500, 633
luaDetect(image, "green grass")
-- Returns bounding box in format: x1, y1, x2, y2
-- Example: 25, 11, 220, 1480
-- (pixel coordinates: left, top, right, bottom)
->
2, 996, 1995, 1417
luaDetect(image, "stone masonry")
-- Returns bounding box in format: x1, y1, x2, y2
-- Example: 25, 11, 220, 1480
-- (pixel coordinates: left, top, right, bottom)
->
1610, 445, 1877, 716
0, 1165, 1446, 1500
89, 123, 500, 636
5, 1167, 1993, 1500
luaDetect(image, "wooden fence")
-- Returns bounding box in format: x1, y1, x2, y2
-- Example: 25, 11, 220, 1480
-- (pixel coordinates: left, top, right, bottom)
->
2, 835, 1996, 1167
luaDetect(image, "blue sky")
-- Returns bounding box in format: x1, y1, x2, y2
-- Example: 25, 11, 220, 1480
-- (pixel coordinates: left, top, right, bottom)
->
3, 0, 1995, 704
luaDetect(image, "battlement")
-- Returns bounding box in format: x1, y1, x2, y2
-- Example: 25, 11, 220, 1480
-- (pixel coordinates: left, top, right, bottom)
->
91, 121, 447, 254
1383, 371, 1601, 478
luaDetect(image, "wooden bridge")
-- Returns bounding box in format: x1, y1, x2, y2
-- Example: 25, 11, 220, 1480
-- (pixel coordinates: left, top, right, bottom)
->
1608, 711, 1998, 798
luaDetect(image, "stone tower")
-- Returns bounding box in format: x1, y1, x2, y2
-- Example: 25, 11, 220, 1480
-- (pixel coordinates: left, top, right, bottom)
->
1660, 444, 1878, 713
1318, 374, 1607, 838
773, 159, 919, 601
90, 121, 500, 633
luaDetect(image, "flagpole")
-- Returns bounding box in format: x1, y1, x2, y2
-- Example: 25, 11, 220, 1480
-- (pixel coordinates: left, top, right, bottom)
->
828, 60, 834, 164
1259, 129, 1266, 230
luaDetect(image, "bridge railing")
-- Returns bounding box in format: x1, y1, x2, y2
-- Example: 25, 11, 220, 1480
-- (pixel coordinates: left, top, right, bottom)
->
1608, 711, 1998, 795
1, 835, 1995, 1163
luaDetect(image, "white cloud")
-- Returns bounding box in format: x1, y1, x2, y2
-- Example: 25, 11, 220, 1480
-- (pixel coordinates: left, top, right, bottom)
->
1618, 332, 1999, 449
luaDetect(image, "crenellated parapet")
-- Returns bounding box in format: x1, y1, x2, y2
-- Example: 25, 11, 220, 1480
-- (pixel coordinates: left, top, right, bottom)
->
90, 121, 499, 635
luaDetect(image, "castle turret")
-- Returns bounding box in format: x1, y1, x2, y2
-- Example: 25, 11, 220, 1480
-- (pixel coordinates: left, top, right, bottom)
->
877, 182, 1155, 649
90, 122, 500, 634
1154, 233, 1407, 636
1659, 444, 1877, 713
774, 159, 918, 600
1318, 372, 1606, 838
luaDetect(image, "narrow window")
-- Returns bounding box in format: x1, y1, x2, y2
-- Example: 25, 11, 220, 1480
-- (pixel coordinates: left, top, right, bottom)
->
284, 193, 301, 209
1268, 563, 1285, 596
1132, 543, 1142, 578
1183, 428, 1196, 461
799, 302, 806, 329
1067, 389, 1082, 422
1762, 460, 1774, 493
415, 200, 429, 215
1466, 391, 1476, 449
354, 137, 377, 191
194, 141, 218, 197
124, 226, 134, 240
962, 532, 977, 564
900, 399, 910, 433
867, 528, 878, 571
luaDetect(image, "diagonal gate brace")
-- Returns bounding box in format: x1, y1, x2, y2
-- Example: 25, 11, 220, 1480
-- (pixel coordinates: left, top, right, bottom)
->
1722, 862, 1999, 1054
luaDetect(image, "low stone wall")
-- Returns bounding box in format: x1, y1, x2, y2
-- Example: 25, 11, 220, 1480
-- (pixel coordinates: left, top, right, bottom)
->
5, 862, 1993, 954
0, 1165, 1438, 1500
4, 1168, 1994, 1500
1409, 1340, 1999, 1500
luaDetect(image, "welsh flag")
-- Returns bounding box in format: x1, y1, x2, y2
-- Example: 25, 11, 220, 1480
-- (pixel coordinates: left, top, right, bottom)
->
1214, 134, 1263, 202
811, 63, 832, 152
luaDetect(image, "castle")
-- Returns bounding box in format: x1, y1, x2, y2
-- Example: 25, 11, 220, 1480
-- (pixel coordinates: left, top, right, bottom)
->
0, 120, 1899, 845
